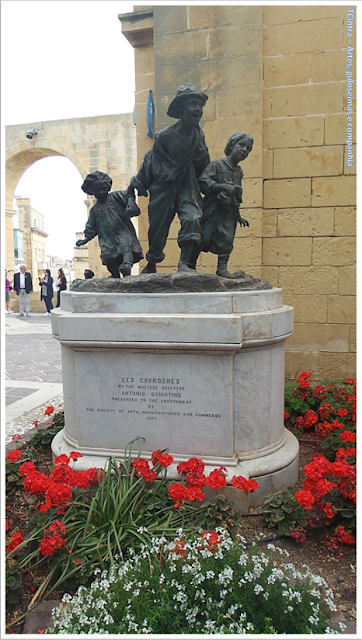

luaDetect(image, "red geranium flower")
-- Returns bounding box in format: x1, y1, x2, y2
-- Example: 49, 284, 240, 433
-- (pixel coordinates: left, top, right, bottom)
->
132, 458, 156, 482
6, 449, 22, 463
334, 525, 355, 545
23, 471, 50, 495
295, 490, 315, 510
69, 470, 90, 489
177, 458, 205, 475
336, 407, 348, 417
186, 486, 205, 502
44, 482, 73, 508
323, 502, 335, 519
44, 405, 55, 416
313, 384, 327, 399
86, 467, 104, 485
205, 468, 227, 490
294, 416, 306, 429
284, 410, 290, 422
168, 482, 189, 508
49, 463, 73, 484
340, 431, 356, 443
346, 378, 356, 385
6, 519, 9, 532
6, 532, 25, 553
151, 449, 173, 468
201, 530, 220, 551
69, 451, 83, 460
33, 420, 39, 426
54, 454, 70, 466
231, 476, 259, 492
19, 461, 36, 477
336, 447, 356, 460
304, 409, 318, 428
319, 402, 331, 420
331, 459, 353, 478
299, 379, 310, 389
170, 540, 187, 558
304, 454, 332, 481
11, 434, 22, 441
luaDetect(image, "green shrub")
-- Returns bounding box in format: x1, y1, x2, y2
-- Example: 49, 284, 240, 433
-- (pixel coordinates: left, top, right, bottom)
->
256, 487, 308, 536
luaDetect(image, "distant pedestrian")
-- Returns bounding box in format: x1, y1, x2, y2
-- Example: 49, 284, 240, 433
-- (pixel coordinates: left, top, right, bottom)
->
39, 269, 54, 316
13, 264, 33, 317
5, 269, 13, 314
55, 268, 67, 307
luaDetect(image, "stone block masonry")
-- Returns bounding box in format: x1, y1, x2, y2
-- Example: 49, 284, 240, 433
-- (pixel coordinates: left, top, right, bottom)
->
261, 4, 356, 379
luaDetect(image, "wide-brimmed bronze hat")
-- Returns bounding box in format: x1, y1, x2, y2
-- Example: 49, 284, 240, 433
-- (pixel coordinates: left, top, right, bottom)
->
167, 83, 208, 119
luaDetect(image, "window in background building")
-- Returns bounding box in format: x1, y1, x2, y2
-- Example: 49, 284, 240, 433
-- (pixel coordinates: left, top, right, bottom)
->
13, 228, 24, 261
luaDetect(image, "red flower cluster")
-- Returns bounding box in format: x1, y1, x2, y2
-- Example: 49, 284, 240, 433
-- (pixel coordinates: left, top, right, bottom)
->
168, 482, 189, 508
304, 409, 318, 428
295, 490, 315, 510
177, 458, 205, 475
289, 526, 306, 543
296, 449, 356, 522
170, 539, 187, 558
340, 430, 356, 443
151, 449, 174, 468
230, 476, 259, 492
132, 458, 157, 482
168, 457, 259, 507
39, 521, 67, 556
6, 449, 22, 463
11, 434, 22, 441
298, 372, 311, 389
319, 402, 331, 421
284, 410, 290, 422
44, 405, 55, 416
333, 525, 355, 545
21, 452, 103, 513
201, 530, 220, 551
313, 384, 327, 399
204, 467, 227, 490
6, 531, 24, 553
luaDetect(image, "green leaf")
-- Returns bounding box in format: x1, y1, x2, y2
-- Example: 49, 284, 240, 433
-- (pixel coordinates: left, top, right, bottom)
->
271, 511, 285, 523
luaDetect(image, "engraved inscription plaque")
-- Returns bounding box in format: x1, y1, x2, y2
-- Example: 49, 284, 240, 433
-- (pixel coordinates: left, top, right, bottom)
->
75, 351, 233, 457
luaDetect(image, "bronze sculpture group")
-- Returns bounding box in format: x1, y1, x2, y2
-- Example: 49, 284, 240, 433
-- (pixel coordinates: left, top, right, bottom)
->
77, 84, 253, 279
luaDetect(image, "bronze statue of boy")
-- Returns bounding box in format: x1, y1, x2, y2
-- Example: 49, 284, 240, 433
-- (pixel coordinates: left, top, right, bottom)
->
76, 172, 143, 278
129, 83, 210, 273
189, 132, 254, 278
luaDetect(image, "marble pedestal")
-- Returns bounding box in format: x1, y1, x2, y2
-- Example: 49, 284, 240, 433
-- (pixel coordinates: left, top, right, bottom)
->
51, 287, 298, 511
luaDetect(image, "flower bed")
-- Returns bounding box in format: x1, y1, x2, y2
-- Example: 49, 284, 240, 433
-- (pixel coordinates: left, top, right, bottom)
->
5, 380, 357, 633
48, 529, 340, 635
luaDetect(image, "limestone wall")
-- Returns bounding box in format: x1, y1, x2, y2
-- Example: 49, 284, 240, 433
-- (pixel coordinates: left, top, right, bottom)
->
262, 6, 356, 380
5, 114, 137, 278
120, 5, 356, 380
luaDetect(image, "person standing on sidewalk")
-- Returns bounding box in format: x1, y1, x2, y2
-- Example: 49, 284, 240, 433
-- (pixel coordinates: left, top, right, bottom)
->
55, 268, 67, 308
5, 269, 13, 314
39, 269, 54, 316
13, 264, 33, 317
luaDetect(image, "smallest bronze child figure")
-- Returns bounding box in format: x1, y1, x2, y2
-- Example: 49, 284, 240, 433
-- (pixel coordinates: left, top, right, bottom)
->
76, 172, 143, 278
189, 132, 254, 278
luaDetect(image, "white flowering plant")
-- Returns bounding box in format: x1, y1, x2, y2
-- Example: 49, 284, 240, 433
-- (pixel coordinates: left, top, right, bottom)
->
48, 528, 339, 635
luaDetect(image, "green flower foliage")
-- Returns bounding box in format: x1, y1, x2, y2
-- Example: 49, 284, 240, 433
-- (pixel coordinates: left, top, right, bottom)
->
256, 487, 308, 536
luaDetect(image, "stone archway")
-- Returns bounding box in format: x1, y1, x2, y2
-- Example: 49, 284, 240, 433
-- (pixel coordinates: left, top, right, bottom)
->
5, 113, 137, 276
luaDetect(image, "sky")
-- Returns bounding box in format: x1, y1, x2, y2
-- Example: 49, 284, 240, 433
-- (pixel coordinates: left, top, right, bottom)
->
2, 0, 136, 261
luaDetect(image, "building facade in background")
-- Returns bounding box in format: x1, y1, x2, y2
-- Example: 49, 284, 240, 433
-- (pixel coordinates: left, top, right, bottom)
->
119, 4, 356, 381
14, 197, 48, 290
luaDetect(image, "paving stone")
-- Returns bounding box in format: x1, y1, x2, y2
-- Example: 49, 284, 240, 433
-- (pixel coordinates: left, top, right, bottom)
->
22, 599, 60, 634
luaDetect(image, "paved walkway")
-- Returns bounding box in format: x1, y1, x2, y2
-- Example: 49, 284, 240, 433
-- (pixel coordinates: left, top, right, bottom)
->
5, 312, 64, 443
